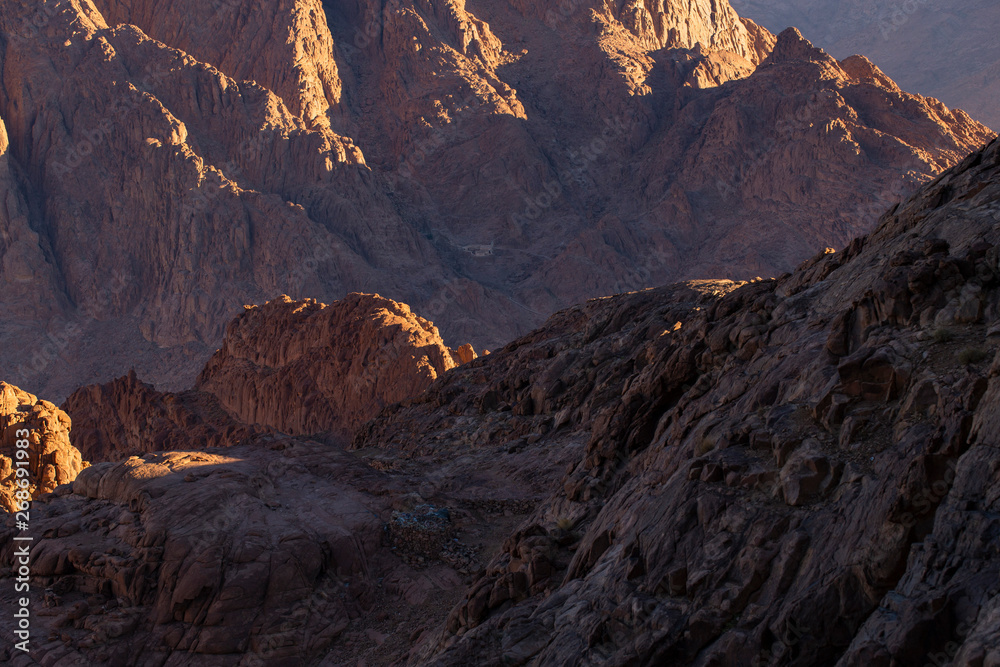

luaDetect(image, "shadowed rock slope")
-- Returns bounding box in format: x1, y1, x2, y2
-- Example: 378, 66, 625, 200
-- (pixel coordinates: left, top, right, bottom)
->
2, 136, 999, 665
62, 293, 472, 461
0, 0, 993, 399
60, 369, 259, 464
360, 136, 1000, 665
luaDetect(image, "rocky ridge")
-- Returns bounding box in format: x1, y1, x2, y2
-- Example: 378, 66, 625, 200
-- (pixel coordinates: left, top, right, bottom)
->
730, 0, 1000, 130
61, 370, 258, 464
0, 0, 993, 398
61, 292, 472, 460
2, 134, 999, 664
365, 135, 1000, 666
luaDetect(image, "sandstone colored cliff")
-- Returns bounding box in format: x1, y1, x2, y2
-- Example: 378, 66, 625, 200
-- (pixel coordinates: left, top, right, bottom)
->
0, 383, 86, 513
195, 293, 465, 438
4, 136, 1000, 664
0, 0, 993, 399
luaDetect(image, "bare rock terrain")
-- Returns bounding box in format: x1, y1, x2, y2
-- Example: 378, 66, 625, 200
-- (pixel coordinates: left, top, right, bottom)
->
0, 0, 993, 399
61, 292, 472, 459
61, 370, 258, 463
2, 133, 999, 664
196, 293, 468, 438
731, 0, 1000, 130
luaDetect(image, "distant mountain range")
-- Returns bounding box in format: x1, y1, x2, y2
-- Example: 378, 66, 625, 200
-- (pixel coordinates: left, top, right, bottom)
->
731, 0, 1000, 129
0, 0, 993, 401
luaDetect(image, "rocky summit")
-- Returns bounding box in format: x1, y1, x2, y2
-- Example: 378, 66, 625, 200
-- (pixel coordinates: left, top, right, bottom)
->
0, 0, 994, 398
1, 124, 999, 664
731, 0, 1000, 131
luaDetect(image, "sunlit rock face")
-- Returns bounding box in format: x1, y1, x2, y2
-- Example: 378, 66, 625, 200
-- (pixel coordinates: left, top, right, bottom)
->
730, 0, 1000, 130
0, 0, 992, 407
0, 382, 86, 512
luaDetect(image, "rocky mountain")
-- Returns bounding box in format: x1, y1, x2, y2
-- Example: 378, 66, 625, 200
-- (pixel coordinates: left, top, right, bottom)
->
730, 0, 1000, 131
0, 0, 993, 399
2, 132, 999, 665
195, 293, 469, 438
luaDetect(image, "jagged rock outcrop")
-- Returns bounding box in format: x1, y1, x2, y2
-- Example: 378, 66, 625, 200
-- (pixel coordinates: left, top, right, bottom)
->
194, 294, 465, 438
0, 383, 86, 512
92, 0, 344, 129
731, 0, 1000, 130
60, 293, 473, 459
61, 370, 259, 463
3, 136, 1000, 664
357, 136, 1000, 665
0, 0, 993, 399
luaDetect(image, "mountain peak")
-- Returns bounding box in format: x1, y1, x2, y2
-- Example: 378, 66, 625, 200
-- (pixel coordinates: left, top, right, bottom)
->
765, 26, 828, 64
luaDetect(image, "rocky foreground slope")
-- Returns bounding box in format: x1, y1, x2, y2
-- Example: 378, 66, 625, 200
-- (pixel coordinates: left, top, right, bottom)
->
2, 133, 999, 665
0, 0, 993, 398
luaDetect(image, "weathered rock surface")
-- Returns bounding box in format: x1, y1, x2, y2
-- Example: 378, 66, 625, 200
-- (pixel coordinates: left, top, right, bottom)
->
731, 0, 1000, 130
3, 136, 1000, 664
61, 370, 258, 463
195, 293, 464, 438
0, 410, 575, 665
0, 0, 993, 399
59, 292, 470, 463
92, 0, 344, 129
357, 136, 1000, 665
0, 383, 86, 512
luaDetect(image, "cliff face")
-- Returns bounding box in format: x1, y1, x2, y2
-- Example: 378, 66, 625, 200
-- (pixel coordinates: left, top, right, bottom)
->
61, 370, 259, 463
0, 0, 993, 398
92, 0, 344, 128
0, 383, 86, 512
3, 137, 998, 665
195, 293, 464, 438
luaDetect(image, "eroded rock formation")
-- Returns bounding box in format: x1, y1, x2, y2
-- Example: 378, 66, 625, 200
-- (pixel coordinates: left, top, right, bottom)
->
196, 294, 465, 438
61, 370, 258, 463
0, 383, 86, 512
0, 0, 993, 399
3, 135, 999, 664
